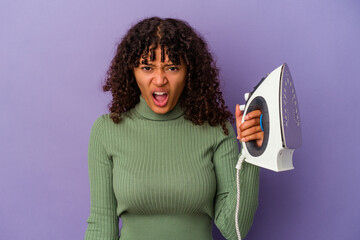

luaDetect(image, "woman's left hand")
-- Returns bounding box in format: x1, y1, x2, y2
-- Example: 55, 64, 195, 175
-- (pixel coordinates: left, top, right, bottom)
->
235, 105, 264, 147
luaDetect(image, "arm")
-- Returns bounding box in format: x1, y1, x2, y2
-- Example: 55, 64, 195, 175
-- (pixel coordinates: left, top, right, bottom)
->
85, 116, 119, 240
213, 122, 260, 240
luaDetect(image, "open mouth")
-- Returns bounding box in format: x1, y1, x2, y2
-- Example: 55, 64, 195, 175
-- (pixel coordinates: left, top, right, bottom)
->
152, 91, 169, 107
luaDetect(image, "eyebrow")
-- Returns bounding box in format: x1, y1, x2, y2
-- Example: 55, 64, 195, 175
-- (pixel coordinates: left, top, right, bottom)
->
141, 63, 178, 66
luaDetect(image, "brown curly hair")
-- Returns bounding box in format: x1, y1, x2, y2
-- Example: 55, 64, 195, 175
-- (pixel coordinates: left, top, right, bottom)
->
103, 17, 234, 135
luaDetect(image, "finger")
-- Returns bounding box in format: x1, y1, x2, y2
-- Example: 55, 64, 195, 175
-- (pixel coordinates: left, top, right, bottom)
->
244, 109, 262, 121
239, 125, 263, 139
241, 131, 264, 143
255, 138, 263, 148
235, 104, 244, 138
239, 118, 261, 132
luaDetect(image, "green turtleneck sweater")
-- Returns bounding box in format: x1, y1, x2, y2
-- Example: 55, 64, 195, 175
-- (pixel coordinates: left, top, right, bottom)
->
84, 97, 260, 240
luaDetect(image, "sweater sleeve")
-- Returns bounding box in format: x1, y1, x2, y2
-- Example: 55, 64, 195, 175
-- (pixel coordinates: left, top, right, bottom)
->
213, 123, 260, 239
85, 116, 120, 240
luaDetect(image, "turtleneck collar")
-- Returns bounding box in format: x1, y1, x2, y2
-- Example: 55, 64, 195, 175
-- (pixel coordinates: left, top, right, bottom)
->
134, 95, 184, 121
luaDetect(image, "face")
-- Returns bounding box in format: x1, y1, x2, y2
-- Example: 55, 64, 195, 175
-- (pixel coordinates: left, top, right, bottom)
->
133, 47, 187, 114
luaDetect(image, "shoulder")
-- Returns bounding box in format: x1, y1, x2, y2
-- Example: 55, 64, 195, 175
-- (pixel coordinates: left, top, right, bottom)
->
90, 111, 137, 133
89, 114, 109, 137
91, 113, 110, 128
90, 113, 120, 135
212, 121, 238, 150
225, 121, 237, 138
212, 121, 237, 139
89, 113, 120, 145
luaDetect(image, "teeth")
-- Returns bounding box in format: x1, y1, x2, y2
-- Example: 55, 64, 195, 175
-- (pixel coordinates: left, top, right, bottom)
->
153, 92, 167, 95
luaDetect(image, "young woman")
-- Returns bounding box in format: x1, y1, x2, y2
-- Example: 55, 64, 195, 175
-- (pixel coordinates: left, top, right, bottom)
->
85, 17, 263, 240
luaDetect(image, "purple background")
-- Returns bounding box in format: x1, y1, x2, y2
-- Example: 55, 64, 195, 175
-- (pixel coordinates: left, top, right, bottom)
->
1, 0, 359, 239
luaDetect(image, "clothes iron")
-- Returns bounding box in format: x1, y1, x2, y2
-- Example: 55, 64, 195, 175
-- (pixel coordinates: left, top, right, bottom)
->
237, 63, 302, 172
234, 63, 302, 240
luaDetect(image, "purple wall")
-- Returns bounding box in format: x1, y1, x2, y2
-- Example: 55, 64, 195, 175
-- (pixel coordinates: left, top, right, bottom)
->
1, 0, 359, 239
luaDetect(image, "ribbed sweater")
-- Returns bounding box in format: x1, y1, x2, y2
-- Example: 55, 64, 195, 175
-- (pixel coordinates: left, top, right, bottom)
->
85, 96, 260, 240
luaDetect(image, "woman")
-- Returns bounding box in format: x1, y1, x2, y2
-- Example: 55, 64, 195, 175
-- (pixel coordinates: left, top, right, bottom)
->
85, 17, 263, 240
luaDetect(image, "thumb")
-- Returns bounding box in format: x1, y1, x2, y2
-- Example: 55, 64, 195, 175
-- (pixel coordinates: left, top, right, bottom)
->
235, 104, 244, 139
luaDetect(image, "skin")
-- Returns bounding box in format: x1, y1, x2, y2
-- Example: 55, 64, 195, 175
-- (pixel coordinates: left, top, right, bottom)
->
133, 47, 187, 115
134, 46, 264, 146
236, 107, 264, 147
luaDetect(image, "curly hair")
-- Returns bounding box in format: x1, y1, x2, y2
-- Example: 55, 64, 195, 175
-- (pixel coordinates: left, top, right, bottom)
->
103, 17, 234, 135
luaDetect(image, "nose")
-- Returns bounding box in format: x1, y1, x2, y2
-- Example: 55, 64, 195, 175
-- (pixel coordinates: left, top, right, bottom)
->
152, 68, 168, 86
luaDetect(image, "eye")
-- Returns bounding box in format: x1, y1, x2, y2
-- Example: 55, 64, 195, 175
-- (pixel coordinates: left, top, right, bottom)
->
168, 66, 179, 71
141, 66, 152, 71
